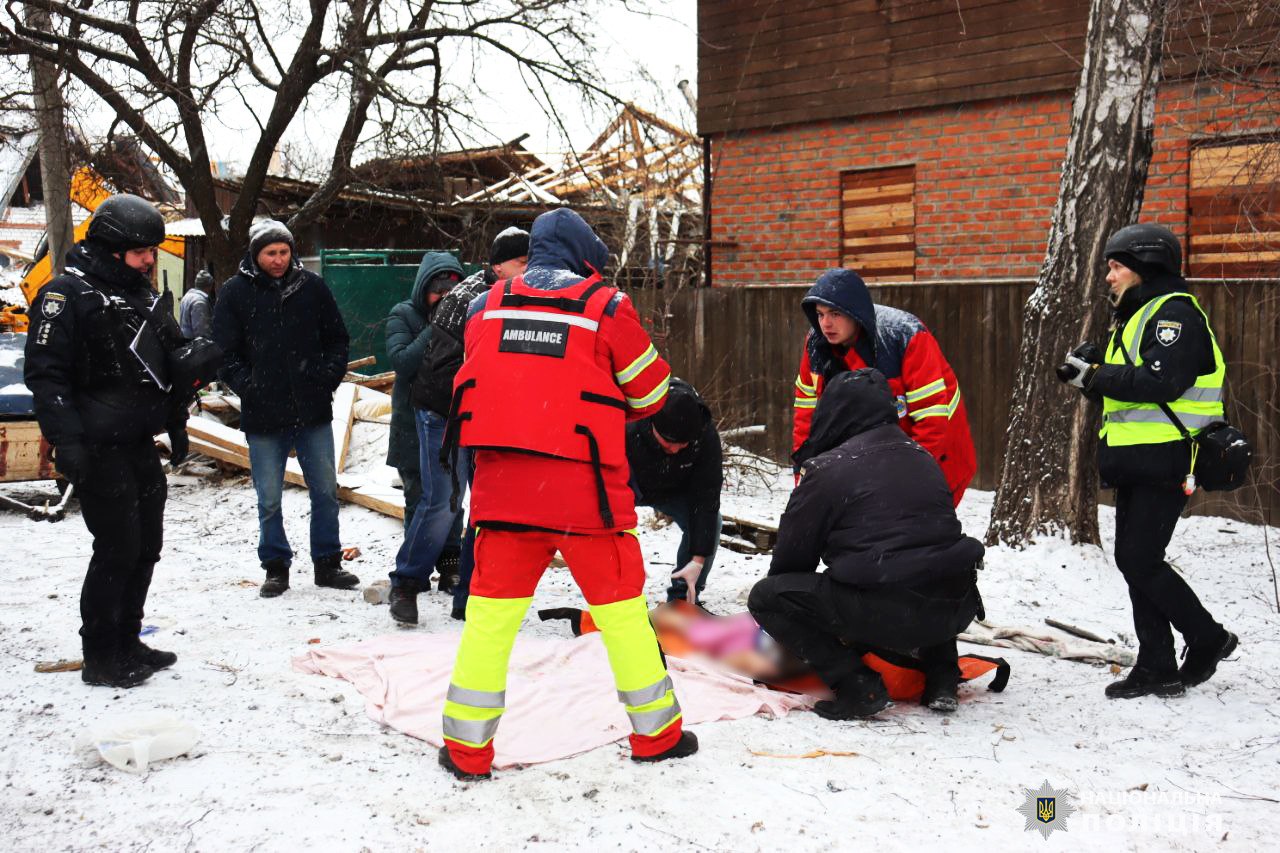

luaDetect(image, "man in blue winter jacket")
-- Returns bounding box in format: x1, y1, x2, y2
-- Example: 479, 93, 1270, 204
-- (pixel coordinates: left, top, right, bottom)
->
212, 220, 359, 598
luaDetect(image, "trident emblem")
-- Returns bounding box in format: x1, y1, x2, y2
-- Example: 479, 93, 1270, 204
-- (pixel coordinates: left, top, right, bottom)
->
1037, 797, 1055, 823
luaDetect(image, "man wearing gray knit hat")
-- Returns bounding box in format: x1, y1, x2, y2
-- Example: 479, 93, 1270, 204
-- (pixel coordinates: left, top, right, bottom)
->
213, 219, 359, 598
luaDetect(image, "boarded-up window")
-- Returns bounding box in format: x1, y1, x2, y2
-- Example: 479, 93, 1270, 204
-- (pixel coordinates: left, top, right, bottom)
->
1188, 142, 1280, 277
840, 166, 915, 283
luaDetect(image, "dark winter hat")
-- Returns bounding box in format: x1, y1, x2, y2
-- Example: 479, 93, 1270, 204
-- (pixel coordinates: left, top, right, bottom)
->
651, 380, 704, 444
193, 269, 215, 291
490, 226, 530, 266
248, 219, 295, 259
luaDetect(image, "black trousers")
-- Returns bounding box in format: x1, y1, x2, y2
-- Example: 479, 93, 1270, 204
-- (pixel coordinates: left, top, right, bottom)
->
748, 572, 978, 689
1113, 483, 1221, 674
77, 439, 167, 660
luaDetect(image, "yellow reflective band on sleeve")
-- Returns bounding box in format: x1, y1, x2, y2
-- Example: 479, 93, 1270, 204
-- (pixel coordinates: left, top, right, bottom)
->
904, 377, 946, 403
615, 344, 659, 384
794, 374, 817, 394
910, 388, 962, 421
793, 397, 817, 409
626, 373, 670, 409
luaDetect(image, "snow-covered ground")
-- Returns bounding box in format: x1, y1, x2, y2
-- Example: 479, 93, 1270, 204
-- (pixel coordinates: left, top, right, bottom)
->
2, 431, 1278, 851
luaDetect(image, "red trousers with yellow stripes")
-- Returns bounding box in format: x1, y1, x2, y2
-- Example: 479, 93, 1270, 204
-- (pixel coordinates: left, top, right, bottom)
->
442, 528, 684, 775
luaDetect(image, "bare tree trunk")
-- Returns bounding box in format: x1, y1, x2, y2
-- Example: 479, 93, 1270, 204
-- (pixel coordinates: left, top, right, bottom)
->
986, 0, 1167, 548
24, 3, 73, 274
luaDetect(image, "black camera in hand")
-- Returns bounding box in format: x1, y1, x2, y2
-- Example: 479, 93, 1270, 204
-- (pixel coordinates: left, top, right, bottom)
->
1055, 342, 1102, 383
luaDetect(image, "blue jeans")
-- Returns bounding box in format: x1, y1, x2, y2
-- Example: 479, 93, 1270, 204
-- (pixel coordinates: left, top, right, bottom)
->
646, 496, 721, 602
246, 423, 341, 566
392, 410, 471, 587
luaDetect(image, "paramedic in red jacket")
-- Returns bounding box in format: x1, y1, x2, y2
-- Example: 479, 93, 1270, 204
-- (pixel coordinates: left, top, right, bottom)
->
793, 268, 976, 505
438, 208, 697, 780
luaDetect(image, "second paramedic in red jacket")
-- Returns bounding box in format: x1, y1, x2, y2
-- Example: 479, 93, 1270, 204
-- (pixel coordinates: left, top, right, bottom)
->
793, 269, 976, 505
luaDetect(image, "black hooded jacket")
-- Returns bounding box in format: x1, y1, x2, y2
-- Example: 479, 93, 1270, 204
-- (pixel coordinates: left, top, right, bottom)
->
771, 368, 984, 588
212, 252, 349, 433
1085, 270, 1217, 487
626, 379, 723, 557
24, 242, 188, 447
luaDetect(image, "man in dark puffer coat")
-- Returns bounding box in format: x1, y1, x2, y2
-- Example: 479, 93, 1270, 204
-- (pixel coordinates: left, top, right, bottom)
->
749, 368, 983, 719
213, 220, 358, 598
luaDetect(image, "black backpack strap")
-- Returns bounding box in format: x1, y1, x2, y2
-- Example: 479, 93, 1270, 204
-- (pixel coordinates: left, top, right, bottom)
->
498, 279, 609, 314
573, 424, 614, 528
1112, 328, 1194, 441
962, 654, 1011, 693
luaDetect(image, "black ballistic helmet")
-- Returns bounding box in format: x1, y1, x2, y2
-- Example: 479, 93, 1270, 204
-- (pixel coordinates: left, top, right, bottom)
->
1103, 223, 1182, 276
86, 193, 166, 252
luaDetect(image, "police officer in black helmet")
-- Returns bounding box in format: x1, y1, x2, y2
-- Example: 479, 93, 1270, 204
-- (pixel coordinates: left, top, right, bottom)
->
24, 193, 192, 689
1058, 223, 1237, 700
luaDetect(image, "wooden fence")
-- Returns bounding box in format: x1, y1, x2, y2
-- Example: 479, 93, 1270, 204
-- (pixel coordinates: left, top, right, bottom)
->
631, 280, 1280, 526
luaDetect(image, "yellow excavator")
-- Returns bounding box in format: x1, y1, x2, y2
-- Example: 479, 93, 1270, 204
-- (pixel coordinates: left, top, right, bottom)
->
0, 167, 185, 333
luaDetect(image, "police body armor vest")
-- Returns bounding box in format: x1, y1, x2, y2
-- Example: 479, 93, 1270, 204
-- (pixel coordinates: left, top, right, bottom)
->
1101, 292, 1225, 447
448, 274, 628, 524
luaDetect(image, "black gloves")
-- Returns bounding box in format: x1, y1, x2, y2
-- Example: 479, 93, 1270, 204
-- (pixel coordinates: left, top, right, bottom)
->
1057, 342, 1102, 389
168, 426, 190, 466
53, 443, 89, 486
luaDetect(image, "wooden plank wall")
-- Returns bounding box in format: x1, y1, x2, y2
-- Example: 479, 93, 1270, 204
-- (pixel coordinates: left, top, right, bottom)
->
840, 166, 916, 282
631, 280, 1280, 525
1188, 142, 1280, 277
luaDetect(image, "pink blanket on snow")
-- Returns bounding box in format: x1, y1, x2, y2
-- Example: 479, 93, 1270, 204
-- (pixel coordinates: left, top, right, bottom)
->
293, 632, 812, 768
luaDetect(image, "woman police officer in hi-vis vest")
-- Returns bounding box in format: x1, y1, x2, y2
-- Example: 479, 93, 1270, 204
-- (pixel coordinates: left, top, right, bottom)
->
1058, 223, 1237, 700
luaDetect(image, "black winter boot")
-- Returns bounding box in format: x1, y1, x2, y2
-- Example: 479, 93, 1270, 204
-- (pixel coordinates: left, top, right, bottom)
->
260, 558, 290, 598
436, 550, 461, 594
124, 637, 177, 670
82, 638, 153, 689
1180, 631, 1238, 687
314, 553, 360, 590
389, 580, 421, 625
814, 672, 891, 720
921, 668, 960, 713
631, 730, 699, 763
1105, 667, 1185, 699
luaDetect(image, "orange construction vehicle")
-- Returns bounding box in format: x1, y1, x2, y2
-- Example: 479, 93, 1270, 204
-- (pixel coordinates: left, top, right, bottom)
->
0, 168, 184, 333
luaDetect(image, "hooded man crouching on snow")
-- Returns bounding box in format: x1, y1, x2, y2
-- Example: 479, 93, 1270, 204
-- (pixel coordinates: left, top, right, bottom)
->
749, 368, 984, 718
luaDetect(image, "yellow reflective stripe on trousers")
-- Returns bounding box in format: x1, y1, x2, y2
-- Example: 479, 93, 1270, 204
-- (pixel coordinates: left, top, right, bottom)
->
588, 596, 680, 736
615, 344, 659, 384
441, 594, 532, 748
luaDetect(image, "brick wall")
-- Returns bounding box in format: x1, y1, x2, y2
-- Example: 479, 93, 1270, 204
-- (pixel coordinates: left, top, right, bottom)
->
709, 80, 1278, 286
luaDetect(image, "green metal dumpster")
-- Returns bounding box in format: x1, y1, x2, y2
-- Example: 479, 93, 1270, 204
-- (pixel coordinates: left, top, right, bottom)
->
320, 249, 481, 375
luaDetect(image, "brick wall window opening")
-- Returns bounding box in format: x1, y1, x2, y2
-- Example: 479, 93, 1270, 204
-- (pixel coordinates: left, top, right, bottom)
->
839, 166, 916, 283
1188, 141, 1280, 278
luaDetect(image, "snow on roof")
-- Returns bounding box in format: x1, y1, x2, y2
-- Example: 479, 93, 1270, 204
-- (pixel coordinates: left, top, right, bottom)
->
0, 130, 39, 211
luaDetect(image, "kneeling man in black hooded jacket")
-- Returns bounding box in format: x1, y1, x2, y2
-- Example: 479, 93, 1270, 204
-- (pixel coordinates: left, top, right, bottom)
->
748, 368, 984, 718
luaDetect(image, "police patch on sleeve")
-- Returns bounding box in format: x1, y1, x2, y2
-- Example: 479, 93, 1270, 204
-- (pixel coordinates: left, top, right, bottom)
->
1155, 320, 1182, 346
41, 291, 66, 318
499, 318, 570, 357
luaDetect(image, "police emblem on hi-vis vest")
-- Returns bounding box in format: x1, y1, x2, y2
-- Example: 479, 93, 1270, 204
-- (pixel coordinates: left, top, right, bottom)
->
42, 292, 66, 318
1016, 780, 1077, 840
1155, 319, 1182, 346
499, 318, 570, 358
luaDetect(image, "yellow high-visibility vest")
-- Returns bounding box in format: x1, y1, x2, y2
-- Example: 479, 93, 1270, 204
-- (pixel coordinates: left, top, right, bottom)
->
1100, 292, 1225, 447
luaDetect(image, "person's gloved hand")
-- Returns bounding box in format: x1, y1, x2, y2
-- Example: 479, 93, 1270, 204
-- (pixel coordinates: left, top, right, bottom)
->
1060, 353, 1098, 389
53, 443, 89, 486
168, 427, 189, 466
670, 559, 704, 604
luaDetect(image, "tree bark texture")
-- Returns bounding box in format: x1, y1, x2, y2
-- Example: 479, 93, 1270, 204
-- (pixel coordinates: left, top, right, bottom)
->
986, 0, 1166, 548
24, 3, 73, 274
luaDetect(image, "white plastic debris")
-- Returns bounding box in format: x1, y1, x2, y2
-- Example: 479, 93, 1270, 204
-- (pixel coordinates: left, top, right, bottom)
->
79, 712, 199, 774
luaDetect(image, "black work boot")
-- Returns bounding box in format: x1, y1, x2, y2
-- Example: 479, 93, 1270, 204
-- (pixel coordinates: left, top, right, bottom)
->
439, 746, 491, 781
314, 553, 360, 590
123, 635, 177, 670
921, 667, 960, 713
82, 639, 153, 689
1105, 667, 1185, 699
814, 672, 891, 720
435, 550, 461, 594
631, 730, 699, 763
1180, 631, 1238, 687
389, 580, 421, 625
260, 558, 290, 598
